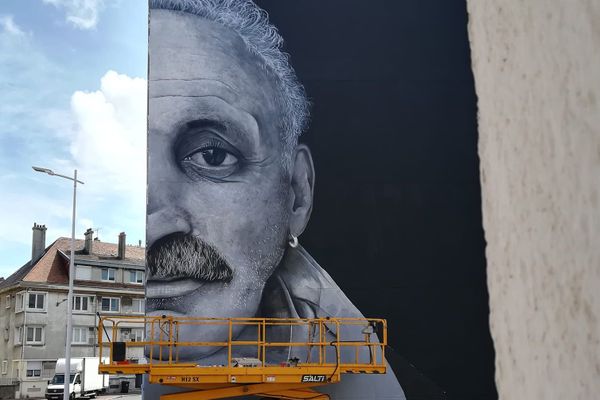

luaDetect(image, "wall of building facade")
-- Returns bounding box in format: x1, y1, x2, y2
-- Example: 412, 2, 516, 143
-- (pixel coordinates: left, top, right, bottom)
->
467, 1, 600, 399
0, 383, 17, 400
0, 283, 144, 398
0, 291, 18, 384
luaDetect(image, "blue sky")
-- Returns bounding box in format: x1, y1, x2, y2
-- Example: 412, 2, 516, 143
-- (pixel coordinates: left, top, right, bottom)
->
0, 0, 148, 278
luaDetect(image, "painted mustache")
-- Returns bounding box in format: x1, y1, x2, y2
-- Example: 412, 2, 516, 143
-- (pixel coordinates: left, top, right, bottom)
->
146, 232, 233, 283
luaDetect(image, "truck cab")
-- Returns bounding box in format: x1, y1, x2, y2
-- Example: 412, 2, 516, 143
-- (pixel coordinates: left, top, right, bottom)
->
45, 358, 108, 400
46, 373, 81, 400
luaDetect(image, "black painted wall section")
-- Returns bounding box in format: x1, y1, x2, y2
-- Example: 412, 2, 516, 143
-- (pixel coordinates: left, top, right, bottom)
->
255, 1, 497, 399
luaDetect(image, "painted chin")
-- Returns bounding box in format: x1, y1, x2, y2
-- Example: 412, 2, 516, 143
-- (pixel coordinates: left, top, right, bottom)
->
144, 275, 268, 361
145, 280, 247, 361
145, 319, 230, 361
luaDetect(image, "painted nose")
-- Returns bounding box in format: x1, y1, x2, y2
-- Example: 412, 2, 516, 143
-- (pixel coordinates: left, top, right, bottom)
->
146, 207, 192, 249
146, 174, 192, 247
146, 133, 194, 249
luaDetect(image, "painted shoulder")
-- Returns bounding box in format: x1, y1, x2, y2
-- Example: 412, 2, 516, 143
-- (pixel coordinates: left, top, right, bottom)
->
262, 245, 364, 319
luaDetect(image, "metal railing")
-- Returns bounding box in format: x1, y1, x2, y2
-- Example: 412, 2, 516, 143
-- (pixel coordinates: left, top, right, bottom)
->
98, 315, 387, 371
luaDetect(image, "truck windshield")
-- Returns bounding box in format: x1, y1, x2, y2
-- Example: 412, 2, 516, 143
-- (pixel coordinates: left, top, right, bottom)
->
50, 374, 76, 384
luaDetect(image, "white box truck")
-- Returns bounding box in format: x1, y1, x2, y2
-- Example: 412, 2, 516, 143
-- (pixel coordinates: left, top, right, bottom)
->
45, 357, 109, 400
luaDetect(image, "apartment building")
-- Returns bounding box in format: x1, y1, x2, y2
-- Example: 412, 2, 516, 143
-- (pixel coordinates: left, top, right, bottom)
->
0, 224, 145, 399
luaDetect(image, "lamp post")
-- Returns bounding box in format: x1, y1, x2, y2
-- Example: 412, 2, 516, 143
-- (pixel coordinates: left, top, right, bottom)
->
32, 167, 83, 400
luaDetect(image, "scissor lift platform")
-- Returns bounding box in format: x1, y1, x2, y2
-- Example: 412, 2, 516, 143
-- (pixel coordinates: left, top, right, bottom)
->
98, 315, 388, 399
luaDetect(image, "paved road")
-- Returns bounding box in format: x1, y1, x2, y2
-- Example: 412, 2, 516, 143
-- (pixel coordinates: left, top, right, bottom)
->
97, 394, 141, 400
3, 393, 141, 400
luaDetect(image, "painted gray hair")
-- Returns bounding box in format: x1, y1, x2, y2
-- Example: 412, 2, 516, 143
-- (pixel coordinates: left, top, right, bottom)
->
150, 0, 310, 167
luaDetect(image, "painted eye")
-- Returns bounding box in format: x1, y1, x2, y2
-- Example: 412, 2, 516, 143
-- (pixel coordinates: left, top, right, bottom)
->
184, 147, 238, 167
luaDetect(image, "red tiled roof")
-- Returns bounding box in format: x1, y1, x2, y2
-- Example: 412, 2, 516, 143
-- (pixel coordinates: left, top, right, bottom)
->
0, 237, 146, 288
24, 238, 71, 283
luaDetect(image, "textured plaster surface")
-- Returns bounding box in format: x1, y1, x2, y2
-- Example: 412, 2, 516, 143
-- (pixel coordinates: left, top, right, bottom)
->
466, 1, 600, 398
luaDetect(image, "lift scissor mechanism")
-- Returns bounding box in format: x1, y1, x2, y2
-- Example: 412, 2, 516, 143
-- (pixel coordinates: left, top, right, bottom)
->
98, 315, 388, 399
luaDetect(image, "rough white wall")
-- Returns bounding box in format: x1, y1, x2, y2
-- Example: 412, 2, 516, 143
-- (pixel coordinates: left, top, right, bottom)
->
466, 1, 600, 399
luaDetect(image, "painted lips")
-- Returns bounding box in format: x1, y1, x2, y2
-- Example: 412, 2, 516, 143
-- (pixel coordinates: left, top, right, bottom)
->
146, 278, 206, 298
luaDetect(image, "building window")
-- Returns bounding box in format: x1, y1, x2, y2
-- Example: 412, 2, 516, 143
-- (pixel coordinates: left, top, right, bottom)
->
72, 327, 88, 344
72, 295, 92, 312
131, 328, 144, 342
75, 265, 92, 280
26, 361, 42, 377
5, 295, 10, 308
42, 361, 56, 379
101, 268, 116, 282
120, 328, 144, 342
15, 325, 46, 345
87, 327, 95, 345
132, 298, 145, 313
26, 292, 46, 311
101, 297, 120, 312
15, 293, 23, 312
1, 360, 7, 374
26, 326, 44, 345
119, 328, 130, 341
127, 270, 144, 284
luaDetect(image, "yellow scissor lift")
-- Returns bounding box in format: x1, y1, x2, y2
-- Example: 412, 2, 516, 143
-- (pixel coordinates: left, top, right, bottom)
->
98, 315, 388, 399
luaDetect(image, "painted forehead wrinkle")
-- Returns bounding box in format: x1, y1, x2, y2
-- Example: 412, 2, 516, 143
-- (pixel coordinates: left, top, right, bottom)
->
149, 79, 239, 101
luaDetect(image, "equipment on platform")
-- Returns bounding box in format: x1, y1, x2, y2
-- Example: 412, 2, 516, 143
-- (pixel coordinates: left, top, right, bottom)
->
97, 315, 388, 400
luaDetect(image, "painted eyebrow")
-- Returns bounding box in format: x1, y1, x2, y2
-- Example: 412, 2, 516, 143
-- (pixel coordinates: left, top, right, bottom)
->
176, 118, 252, 148
183, 119, 228, 133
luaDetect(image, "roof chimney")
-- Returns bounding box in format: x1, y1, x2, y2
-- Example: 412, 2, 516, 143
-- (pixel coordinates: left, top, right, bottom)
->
31, 223, 47, 262
118, 232, 126, 259
84, 228, 94, 254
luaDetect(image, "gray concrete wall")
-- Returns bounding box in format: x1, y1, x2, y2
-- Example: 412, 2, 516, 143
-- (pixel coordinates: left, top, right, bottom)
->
0, 291, 18, 371
0, 384, 16, 400
467, 1, 600, 399
21, 291, 70, 362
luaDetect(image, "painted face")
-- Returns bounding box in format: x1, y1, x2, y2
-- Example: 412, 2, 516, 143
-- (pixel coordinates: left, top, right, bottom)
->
145, 10, 292, 359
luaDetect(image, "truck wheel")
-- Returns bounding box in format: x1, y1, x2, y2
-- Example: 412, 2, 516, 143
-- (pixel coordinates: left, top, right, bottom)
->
70, 393, 75, 400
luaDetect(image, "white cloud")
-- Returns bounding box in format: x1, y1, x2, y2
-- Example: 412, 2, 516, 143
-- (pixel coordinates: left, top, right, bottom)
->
42, 0, 107, 30
0, 71, 146, 268
0, 70, 146, 268
69, 70, 147, 210
0, 15, 25, 36
0, 5, 147, 278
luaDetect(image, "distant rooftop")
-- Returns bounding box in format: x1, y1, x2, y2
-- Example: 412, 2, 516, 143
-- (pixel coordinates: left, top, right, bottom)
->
0, 232, 145, 291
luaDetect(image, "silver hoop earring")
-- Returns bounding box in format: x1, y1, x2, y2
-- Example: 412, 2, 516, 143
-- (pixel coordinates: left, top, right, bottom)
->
288, 234, 299, 248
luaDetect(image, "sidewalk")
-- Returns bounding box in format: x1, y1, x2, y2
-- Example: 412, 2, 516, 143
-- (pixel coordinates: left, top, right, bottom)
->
98, 394, 141, 400
4, 394, 142, 400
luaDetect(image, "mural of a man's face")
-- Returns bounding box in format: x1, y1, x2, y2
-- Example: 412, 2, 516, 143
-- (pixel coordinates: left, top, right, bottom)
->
146, 10, 313, 359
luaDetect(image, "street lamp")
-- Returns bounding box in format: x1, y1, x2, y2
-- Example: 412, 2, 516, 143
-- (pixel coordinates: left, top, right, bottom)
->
32, 167, 83, 400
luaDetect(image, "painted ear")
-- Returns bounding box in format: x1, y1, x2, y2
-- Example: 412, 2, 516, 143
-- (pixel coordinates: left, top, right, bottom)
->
289, 144, 315, 237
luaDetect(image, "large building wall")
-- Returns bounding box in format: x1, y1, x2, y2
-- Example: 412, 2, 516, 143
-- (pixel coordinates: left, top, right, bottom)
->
467, 1, 600, 399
